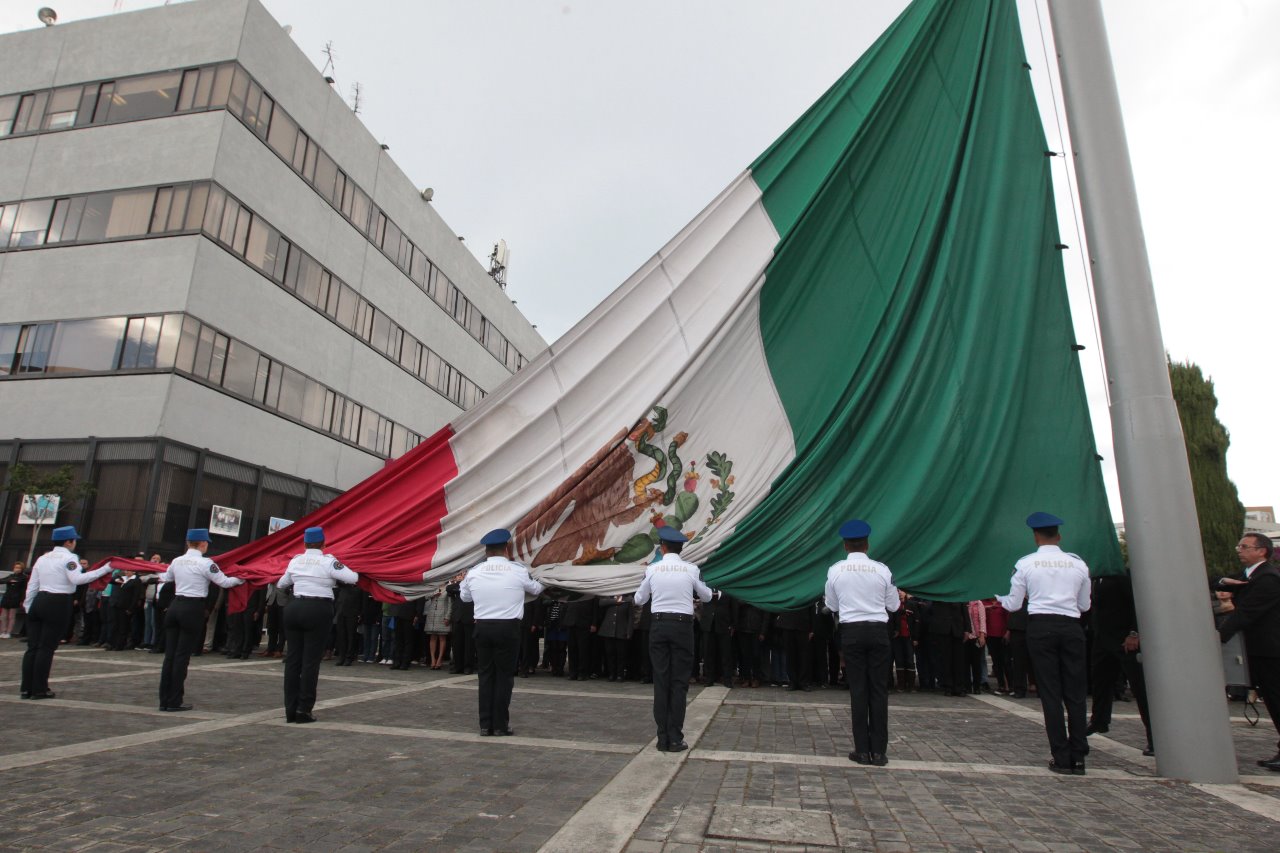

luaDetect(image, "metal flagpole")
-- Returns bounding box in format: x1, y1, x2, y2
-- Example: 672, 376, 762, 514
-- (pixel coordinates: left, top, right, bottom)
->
1043, 0, 1237, 783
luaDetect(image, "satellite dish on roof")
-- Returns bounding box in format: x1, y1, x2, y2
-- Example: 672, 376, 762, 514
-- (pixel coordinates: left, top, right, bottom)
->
37, 7, 57, 26
421, 187, 434, 202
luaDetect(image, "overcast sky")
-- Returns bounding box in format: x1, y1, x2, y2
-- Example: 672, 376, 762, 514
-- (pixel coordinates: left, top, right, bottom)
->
4, 1, 1277, 521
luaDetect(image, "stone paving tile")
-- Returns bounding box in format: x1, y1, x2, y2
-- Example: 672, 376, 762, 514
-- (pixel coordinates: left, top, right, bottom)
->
321, 680, 658, 745
0, 700, 193, 755
0, 726, 629, 851
700, 700, 1134, 770
640, 759, 1278, 852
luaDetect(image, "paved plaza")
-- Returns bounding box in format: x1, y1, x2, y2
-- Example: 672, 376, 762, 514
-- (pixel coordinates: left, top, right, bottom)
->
2, 640, 1279, 852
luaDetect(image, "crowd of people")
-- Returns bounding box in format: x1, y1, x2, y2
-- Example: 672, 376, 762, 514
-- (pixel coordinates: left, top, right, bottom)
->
4, 523, 1274, 773
0, 551, 1161, 703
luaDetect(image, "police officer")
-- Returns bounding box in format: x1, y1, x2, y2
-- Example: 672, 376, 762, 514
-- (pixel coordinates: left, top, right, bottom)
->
21, 526, 113, 699
461, 529, 544, 736
633, 527, 713, 752
998, 512, 1091, 775
277, 526, 359, 723
158, 528, 245, 711
824, 519, 899, 766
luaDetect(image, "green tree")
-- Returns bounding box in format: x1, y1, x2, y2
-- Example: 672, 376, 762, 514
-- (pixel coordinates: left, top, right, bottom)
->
4, 464, 96, 565
1169, 359, 1244, 579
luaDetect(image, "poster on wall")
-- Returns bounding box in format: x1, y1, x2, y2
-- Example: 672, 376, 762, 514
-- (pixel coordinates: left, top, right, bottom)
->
18, 494, 60, 525
268, 517, 294, 535
210, 505, 242, 537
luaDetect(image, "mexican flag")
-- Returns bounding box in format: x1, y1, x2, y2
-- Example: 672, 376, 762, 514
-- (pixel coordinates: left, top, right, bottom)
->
213, 0, 1119, 612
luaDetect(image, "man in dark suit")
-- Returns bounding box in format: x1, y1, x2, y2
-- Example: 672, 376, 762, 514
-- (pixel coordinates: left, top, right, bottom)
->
699, 590, 735, 688
1218, 533, 1280, 770
1086, 573, 1152, 755
928, 599, 969, 696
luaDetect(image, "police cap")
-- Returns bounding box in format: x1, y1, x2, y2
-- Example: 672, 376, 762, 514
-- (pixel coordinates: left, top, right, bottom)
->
186, 528, 210, 542
52, 525, 80, 542
303, 526, 325, 544
1026, 512, 1064, 530
480, 528, 512, 546
838, 519, 871, 540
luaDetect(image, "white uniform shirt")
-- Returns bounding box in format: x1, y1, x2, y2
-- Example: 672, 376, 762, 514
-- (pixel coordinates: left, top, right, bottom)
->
159, 548, 244, 598
277, 549, 358, 599
459, 557, 544, 620
23, 546, 112, 611
633, 553, 713, 615
998, 544, 1090, 617
824, 552, 900, 623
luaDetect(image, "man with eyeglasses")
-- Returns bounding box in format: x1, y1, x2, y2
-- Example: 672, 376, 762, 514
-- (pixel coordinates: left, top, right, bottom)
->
1217, 533, 1280, 770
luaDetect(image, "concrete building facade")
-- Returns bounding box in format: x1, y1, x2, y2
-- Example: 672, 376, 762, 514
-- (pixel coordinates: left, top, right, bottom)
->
0, 0, 546, 564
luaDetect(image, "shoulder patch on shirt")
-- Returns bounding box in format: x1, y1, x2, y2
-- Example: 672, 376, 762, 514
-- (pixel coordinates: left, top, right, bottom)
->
209, 562, 221, 574
333, 560, 346, 571
66, 561, 78, 571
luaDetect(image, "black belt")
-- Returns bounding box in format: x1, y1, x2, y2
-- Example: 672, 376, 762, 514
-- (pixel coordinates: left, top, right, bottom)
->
37, 591, 72, 598
293, 595, 334, 601
475, 618, 520, 624
652, 612, 693, 622
1028, 613, 1079, 622
174, 595, 205, 601
840, 620, 887, 626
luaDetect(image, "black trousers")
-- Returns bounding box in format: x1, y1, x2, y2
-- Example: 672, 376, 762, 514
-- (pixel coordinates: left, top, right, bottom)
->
986, 636, 1010, 691
783, 628, 812, 689
649, 615, 695, 745
930, 633, 966, 694
735, 631, 764, 681
1008, 629, 1032, 694
1089, 633, 1152, 746
602, 636, 629, 679
392, 616, 413, 668
841, 621, 891, 756
1247, 654, 1280, 750
334, 610, 358, 662
519, 626, 540, 674
475, 619, 521, 732
567, 625, 593, 678
159, 598, 206, 708
702, 631, 734, 687
265, 603, 284, 653
1028, 615, 1089, 766
21, 592, 73, 695
450, 619, 475, 673
283, 598, 334, 718
110, 606, 132, 649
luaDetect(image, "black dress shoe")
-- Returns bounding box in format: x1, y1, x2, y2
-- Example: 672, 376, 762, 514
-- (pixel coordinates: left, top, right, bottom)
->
20, 692, 32, 699
1072, 762, 1087, 776
1256, 752, 1280, 767
1142, 744, 1155, 757
1047, 761, 1074, 775
1262, 758, 1280, 772
1085, 723, 1108, 735
164, 704, 193, 712
666, 741, 688, 752
480, 729, 494, 736
30, 690, 56, 700
294, 712, 316, 724
848, 752, 872, 765
655, 741, 669, 752
1011, 691, 1027, 699
871, 753, 888, 766
494, 728, 515, 736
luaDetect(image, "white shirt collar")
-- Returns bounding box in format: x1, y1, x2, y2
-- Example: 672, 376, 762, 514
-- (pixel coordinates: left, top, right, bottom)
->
1246, 560, 1264, 578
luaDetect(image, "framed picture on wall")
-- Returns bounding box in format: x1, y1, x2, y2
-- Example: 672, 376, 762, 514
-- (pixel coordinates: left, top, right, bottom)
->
268, 517, 294, 535
18, 494, 60, 525
210, 505, 242, 537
